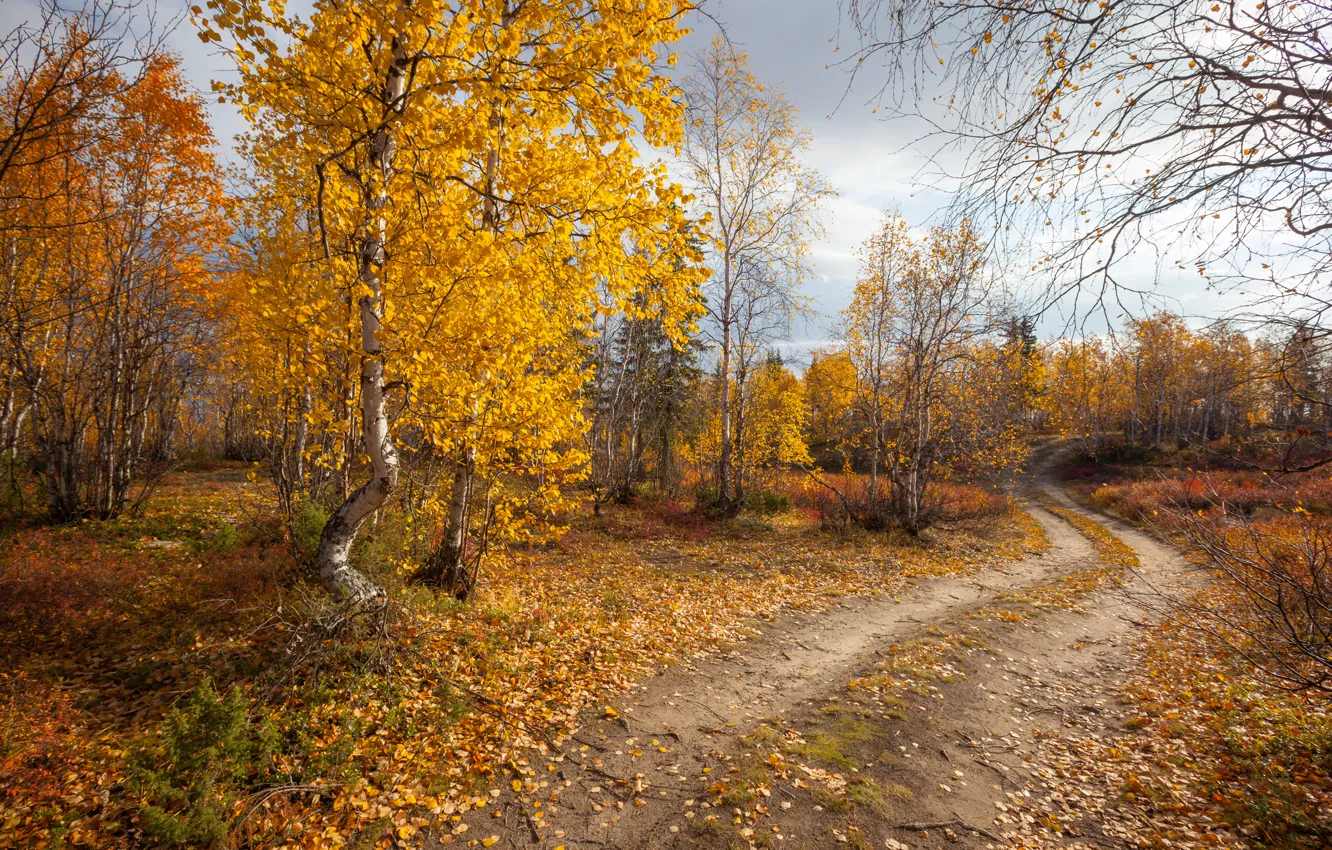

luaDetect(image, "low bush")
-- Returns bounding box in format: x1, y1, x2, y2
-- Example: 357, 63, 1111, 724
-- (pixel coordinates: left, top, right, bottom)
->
743, 489, 789, 515
133, 679, 278, 848
204, 521, 241, 554
291, 498, 329, 561
1081, 439, 1156, 466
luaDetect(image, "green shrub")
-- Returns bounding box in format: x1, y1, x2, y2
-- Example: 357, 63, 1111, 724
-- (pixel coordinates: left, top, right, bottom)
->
351, 512, 415, 581
205, 522, 241, 554
734, 515, 774, 533
291, 499, 329, 561
743, 489, 789, 515
133, 679, 278, 848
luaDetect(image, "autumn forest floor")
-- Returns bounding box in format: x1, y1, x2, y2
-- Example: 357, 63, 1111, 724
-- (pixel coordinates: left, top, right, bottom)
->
2, 448, 1330, 849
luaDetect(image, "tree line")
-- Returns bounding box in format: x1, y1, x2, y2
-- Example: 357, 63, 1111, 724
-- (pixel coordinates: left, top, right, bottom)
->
1043, 312, 1332, 459
0, 2, 227, 522
0, 4, 847, 611
5, 0, 1331, 614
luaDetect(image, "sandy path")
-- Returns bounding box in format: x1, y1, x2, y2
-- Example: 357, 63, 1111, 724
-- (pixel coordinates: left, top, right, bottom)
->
850, 460, 1197, 850
603, 507, 1089, 744
443, 452, 1191, 850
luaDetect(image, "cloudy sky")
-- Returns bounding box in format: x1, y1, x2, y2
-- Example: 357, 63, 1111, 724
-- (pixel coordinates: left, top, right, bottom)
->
673, 2, 984, 357
3, 0, 1246, 358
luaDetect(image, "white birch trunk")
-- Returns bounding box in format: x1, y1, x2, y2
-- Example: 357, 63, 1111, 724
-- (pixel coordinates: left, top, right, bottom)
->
431, 6, 513, 596
316, 33, 407, 610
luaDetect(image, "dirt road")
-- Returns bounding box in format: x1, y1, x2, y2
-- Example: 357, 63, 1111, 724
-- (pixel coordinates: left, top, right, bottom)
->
439, 457, 1190, 850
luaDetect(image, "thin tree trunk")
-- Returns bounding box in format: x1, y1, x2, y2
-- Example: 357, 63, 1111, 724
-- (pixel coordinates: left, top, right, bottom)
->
430, 14, 513, 593
315, 33, 407, 610
421, 448, 475, 597
732, 363, 747, 506
717, 252, 733, 509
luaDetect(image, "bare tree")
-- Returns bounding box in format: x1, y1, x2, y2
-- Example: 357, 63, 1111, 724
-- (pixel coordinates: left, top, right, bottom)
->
727, 260, 809, 505
843, 0, 1332, 321
681, 37, 831, 514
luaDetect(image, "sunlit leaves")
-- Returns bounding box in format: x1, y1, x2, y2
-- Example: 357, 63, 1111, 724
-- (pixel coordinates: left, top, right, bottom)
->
215, 0, 705, 556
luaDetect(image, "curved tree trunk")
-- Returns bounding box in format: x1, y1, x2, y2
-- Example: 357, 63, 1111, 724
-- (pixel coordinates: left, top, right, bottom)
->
315, 33, 407, 610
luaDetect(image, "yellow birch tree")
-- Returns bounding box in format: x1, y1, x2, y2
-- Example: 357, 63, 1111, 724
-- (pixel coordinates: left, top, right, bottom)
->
204, 0, 703, 605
